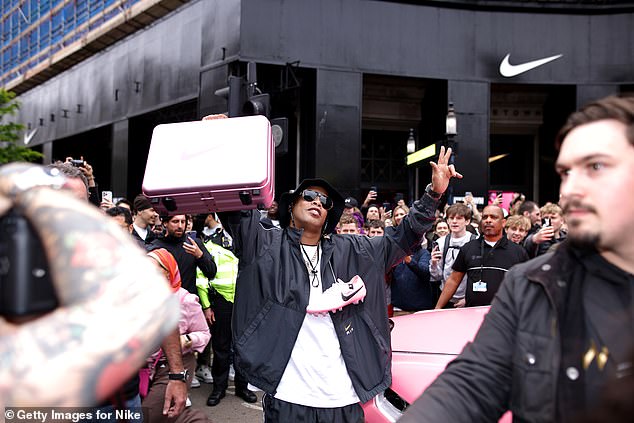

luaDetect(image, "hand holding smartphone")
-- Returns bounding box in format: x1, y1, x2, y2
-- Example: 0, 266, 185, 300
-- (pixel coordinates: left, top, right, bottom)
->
183, 234, 202, 259
430, 243, 442, 264
102, 190, 113, 203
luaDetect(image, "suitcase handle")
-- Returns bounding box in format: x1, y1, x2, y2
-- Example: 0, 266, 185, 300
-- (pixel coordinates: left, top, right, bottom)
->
239, 191, 253, 206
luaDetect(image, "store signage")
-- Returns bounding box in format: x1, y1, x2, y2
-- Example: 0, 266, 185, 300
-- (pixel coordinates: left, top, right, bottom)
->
499, 53, 563, 77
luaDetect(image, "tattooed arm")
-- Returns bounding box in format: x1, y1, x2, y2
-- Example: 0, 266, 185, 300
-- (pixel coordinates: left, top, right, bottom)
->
0, 163, 180, 407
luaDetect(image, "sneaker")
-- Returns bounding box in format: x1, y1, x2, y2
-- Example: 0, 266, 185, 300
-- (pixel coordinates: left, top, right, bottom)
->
306, 275, 367, 314
190, 376, 200, 388
229, 364, 235, 382
195, 364, 213, 383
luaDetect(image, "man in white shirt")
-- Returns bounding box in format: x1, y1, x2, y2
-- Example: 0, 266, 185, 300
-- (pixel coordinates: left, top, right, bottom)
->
131, 194, 159, 246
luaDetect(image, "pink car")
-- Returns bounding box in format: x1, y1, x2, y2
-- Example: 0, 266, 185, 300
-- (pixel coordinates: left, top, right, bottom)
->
362, 306, 512, 422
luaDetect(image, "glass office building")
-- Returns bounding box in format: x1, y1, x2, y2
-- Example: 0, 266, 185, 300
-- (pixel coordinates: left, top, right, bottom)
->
1, 0, 145, 89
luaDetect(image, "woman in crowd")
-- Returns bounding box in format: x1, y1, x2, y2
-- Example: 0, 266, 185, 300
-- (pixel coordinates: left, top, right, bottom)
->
434, 220, 450, 238
143, 248, 211, 423
391, 204, 410, 227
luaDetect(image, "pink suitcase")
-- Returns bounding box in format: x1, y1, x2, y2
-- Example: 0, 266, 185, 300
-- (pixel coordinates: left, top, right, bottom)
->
142, 115, 274, 215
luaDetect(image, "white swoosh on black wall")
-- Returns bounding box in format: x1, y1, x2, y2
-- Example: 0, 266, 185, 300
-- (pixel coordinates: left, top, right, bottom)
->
499, 53, 563, 78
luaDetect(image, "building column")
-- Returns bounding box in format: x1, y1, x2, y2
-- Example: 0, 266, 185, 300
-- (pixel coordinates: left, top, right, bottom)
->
447, 80, 490, 201
111, 119, 129, 198
315, 69, 362, 196
42, 142, 53, 164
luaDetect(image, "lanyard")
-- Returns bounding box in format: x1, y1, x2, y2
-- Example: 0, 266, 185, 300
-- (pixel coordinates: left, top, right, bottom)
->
478, 238, 499, 281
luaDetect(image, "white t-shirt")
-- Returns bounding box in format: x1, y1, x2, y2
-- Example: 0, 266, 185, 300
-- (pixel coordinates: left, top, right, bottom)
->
485, 239, 497, 247
274, 244, 360, 407
432, 232, 474, 301
133, 223, 148, 240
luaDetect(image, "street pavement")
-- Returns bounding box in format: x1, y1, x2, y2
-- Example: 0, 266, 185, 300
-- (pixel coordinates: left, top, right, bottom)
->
188, 380, 263, 423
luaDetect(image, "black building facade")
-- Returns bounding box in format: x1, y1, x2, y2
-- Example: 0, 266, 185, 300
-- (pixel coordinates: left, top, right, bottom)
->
13, 0, 634, 205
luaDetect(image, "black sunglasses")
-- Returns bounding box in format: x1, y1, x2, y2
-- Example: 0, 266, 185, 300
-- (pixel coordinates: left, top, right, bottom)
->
301, 189, 333, 210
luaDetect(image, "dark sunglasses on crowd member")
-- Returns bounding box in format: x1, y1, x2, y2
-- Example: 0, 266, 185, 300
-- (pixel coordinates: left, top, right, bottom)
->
301, 189, 333, 211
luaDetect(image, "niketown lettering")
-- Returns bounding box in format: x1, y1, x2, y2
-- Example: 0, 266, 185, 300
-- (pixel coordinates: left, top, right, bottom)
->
499, 53, 563, 78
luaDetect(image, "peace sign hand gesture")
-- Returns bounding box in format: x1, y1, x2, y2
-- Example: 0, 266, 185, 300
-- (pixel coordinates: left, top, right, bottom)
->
429, 146, 462, 194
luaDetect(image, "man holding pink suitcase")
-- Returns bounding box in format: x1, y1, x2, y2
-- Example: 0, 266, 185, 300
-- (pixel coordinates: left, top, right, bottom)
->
220, 146, 461, 422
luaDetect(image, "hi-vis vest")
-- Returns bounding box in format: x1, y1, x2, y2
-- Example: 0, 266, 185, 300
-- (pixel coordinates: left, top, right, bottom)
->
196, 240, 239, 306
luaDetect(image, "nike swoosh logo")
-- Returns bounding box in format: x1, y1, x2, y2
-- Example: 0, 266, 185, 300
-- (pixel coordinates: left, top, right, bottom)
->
23, 128, 38, 145
499, 53, 563, 78
342, 287, 362, 302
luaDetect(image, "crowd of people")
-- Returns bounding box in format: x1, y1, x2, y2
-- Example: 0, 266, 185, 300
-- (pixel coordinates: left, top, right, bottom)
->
2, 95, 633, 423
330, 179, 572, 315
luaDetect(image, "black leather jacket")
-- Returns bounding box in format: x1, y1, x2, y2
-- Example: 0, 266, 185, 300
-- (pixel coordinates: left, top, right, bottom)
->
401, 242, 603, 423
222, 194, 438, 402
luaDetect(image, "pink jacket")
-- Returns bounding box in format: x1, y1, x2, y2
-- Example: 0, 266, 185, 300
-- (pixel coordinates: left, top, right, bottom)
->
176, 287, 210, 354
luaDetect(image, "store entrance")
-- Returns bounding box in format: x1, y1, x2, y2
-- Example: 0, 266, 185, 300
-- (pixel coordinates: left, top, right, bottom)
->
489, 134, 534, 198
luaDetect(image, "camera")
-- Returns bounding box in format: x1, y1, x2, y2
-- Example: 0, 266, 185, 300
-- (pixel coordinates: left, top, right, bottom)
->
70, 159, 85, 167
0, 209, 58, 317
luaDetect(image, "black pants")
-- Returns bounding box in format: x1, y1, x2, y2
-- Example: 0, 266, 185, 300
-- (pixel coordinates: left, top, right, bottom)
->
263, 394, 364, 423
210, 293, 248, 392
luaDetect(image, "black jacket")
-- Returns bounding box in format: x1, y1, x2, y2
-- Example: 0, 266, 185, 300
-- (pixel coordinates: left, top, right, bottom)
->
524, 231, 567, 258
221, 194, 439, 403
400, 242, 629, 423
148, 235, 216, 294
453, 235, 529, 306
132, 227, 156, 248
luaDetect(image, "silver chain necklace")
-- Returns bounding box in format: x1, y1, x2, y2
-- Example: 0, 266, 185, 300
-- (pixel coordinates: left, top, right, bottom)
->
301, 243, 320, 287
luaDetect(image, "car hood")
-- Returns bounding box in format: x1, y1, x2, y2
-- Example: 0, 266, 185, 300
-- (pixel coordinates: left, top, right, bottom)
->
390, 306, 490, 355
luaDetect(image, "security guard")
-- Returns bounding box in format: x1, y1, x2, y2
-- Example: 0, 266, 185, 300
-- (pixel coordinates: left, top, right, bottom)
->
196, 214, 257, 406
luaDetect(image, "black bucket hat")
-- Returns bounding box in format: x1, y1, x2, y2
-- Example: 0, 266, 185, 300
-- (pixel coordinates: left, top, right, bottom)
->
278, 178, 345, 235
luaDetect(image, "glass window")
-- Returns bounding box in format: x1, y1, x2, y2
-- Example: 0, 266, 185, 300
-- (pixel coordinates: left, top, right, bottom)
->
39, 19, 50, 49
29, 30, 37, 60
76, 0, 88, 25
63, 3, 75, 32
51, 11, 62, 44
40, 0, 51, 15
89, 0, 104, 18
11, 12, 19, 39
2, 19, 10, 43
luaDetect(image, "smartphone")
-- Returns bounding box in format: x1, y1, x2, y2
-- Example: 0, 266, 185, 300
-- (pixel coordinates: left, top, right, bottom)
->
465, 191, 472, 197
370, 185, 378, 194
382, 202, 391, 211
102, 190, 113, 203
71, 159, 84, 167
186, 231, 197, 239
542, 217, 551, 227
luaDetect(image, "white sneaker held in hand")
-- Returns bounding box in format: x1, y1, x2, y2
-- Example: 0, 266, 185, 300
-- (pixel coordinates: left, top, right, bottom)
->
306, 275, 367, 315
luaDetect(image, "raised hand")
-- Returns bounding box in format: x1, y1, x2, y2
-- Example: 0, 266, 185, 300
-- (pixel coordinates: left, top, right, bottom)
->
429, 146, 462, 194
